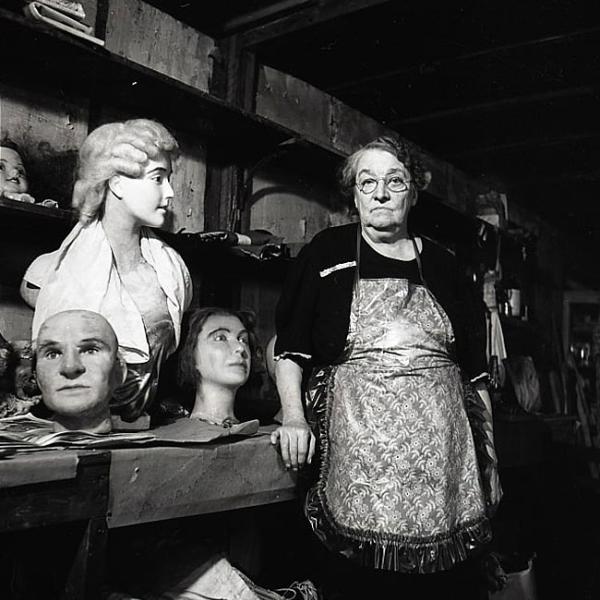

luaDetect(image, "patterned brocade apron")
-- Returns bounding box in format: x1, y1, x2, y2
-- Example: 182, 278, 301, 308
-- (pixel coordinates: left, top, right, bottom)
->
305, 267, 491, 573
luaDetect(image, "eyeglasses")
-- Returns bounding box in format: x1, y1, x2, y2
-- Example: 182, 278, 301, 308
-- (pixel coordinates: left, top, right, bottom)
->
355, 175, 411, 195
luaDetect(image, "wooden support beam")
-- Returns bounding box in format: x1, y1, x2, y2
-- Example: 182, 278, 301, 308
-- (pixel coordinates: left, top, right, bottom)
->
204, 35, 259, 308
205, 35, 258, 232
448, 131, 600, 158
328, 25, 600, 92
62, 518, 108, 600
391, 85, 600, 126
254, 64, 487, 216
239, 0, 391, 47
512, 170, 600, 187
223, 0, 313, 33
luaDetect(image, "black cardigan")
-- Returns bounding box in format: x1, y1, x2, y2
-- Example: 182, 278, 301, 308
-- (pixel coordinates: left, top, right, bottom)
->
275, 223, 487, 379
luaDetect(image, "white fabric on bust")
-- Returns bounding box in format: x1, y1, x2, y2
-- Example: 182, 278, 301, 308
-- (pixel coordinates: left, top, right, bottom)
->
29, 220, 191, 363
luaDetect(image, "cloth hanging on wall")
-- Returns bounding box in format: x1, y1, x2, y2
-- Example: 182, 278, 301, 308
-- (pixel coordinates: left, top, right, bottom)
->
506, 356, 541, 413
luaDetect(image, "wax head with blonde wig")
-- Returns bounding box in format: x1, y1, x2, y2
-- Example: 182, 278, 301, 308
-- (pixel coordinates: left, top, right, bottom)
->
72, 119, 179, 224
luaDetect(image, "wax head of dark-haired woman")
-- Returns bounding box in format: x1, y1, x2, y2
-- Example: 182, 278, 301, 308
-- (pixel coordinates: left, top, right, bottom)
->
178, 307, 258, 425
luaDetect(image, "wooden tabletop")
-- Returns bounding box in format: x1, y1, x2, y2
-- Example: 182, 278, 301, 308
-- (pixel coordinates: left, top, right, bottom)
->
0, 426, 298, 531
107, 427, 297, 528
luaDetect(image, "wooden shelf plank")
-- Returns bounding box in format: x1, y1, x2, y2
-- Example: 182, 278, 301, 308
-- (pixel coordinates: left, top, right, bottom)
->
0, 8, 341, 165
0, 197, 72, 222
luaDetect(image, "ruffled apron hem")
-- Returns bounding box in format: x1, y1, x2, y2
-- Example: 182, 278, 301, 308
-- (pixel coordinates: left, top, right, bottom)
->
305, 485, 492, 574
305, 364, 492, 574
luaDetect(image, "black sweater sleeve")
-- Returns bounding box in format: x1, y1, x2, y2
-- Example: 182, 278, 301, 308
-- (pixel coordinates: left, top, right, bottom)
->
451, 265, 489, 380
274, 241, 319, 364
424, 240, 488, 380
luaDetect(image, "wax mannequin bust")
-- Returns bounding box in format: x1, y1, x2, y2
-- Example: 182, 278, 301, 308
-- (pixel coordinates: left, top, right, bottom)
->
35, 310, 126, 433
178, 308, 254, 427
20, 119, 192, 425
0, 140, 35, 203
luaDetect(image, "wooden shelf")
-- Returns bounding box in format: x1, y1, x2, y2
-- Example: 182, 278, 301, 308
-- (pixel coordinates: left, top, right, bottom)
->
0, 198, 291, 279
0, 197, 73, 222
0, 8, 342, 166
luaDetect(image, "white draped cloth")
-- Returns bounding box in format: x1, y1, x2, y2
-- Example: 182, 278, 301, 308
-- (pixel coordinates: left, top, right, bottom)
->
27, 220, 192, 364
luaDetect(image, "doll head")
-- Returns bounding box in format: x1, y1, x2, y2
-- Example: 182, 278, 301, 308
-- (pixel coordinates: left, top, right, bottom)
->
0, 139, 29, 195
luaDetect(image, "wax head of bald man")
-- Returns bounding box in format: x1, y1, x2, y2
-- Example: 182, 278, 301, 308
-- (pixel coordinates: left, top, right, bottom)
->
35, 310, 126, 433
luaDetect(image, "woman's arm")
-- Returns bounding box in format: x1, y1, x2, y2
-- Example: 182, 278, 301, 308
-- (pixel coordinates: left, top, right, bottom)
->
270, 357, 315, 470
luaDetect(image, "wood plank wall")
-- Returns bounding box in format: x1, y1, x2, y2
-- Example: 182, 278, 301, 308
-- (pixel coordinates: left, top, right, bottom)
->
1, 0, 567, 354
0, 82, 89, 208
104, 0, 215, 93
256, 64, 486, 217
0, 0, 213, 340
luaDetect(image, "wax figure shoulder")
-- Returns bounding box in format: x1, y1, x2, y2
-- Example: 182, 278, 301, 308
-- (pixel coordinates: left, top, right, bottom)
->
275, 221, 488, 380
22, 228, 191, 363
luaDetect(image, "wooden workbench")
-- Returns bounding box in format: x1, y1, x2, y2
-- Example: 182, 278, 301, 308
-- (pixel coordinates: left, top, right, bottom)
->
0, 426, 297, 599
107, 428, 297, 527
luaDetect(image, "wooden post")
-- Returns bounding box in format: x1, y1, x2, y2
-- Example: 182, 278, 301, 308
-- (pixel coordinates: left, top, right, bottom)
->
203, 34, 259, 307
0, 451, 111, 599
62, 518, 109, 600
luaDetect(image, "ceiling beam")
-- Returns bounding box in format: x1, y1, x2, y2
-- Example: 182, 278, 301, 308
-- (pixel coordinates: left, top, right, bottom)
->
511, 170, 600, 187
222, 0, 314, 33
238, 0, 391, 47
389, 85, 600, 126
327, 25, 600, 92
447, 131, 600, 159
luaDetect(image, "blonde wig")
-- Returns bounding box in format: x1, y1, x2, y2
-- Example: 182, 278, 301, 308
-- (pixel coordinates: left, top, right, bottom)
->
72, 119, 179, 223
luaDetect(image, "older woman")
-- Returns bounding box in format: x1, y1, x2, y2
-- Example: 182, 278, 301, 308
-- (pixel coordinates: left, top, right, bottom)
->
20, 119, 192, 422
272, 136, 500, 597
178, 307, 255, 427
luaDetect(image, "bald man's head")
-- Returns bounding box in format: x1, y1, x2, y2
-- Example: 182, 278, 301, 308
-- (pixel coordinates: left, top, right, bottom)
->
35, 310, 125, 433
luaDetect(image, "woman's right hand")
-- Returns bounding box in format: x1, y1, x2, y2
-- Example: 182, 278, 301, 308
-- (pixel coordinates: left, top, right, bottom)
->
270, 418, 316, 471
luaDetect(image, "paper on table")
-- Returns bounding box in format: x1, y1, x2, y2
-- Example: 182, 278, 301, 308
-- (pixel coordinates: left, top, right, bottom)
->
152, 417, 260, 444
0, 414, 261, 457
0, 414, 155, 453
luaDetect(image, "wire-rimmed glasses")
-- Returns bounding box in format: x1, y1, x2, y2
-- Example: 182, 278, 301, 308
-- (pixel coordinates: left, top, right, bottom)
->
356, 175, 411, 195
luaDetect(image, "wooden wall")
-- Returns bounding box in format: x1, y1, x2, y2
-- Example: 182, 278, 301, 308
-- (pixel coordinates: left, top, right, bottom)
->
104, 0, 215, 93
250, 167, 339, 245
1, 0, 566, 360
0, 81, 88, 208
256, 64, 486, 216
0, 0, 212, 342
241, 162, 354, 346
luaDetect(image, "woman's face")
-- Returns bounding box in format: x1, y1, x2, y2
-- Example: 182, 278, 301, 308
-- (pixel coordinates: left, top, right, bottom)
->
353, 148, 415, 232
194, 314, 251, 391
0, 146, 29, 194
116, 152, 174, 228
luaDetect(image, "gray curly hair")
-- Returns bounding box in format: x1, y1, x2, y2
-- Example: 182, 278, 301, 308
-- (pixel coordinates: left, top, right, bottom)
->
339, 135, 430, 198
